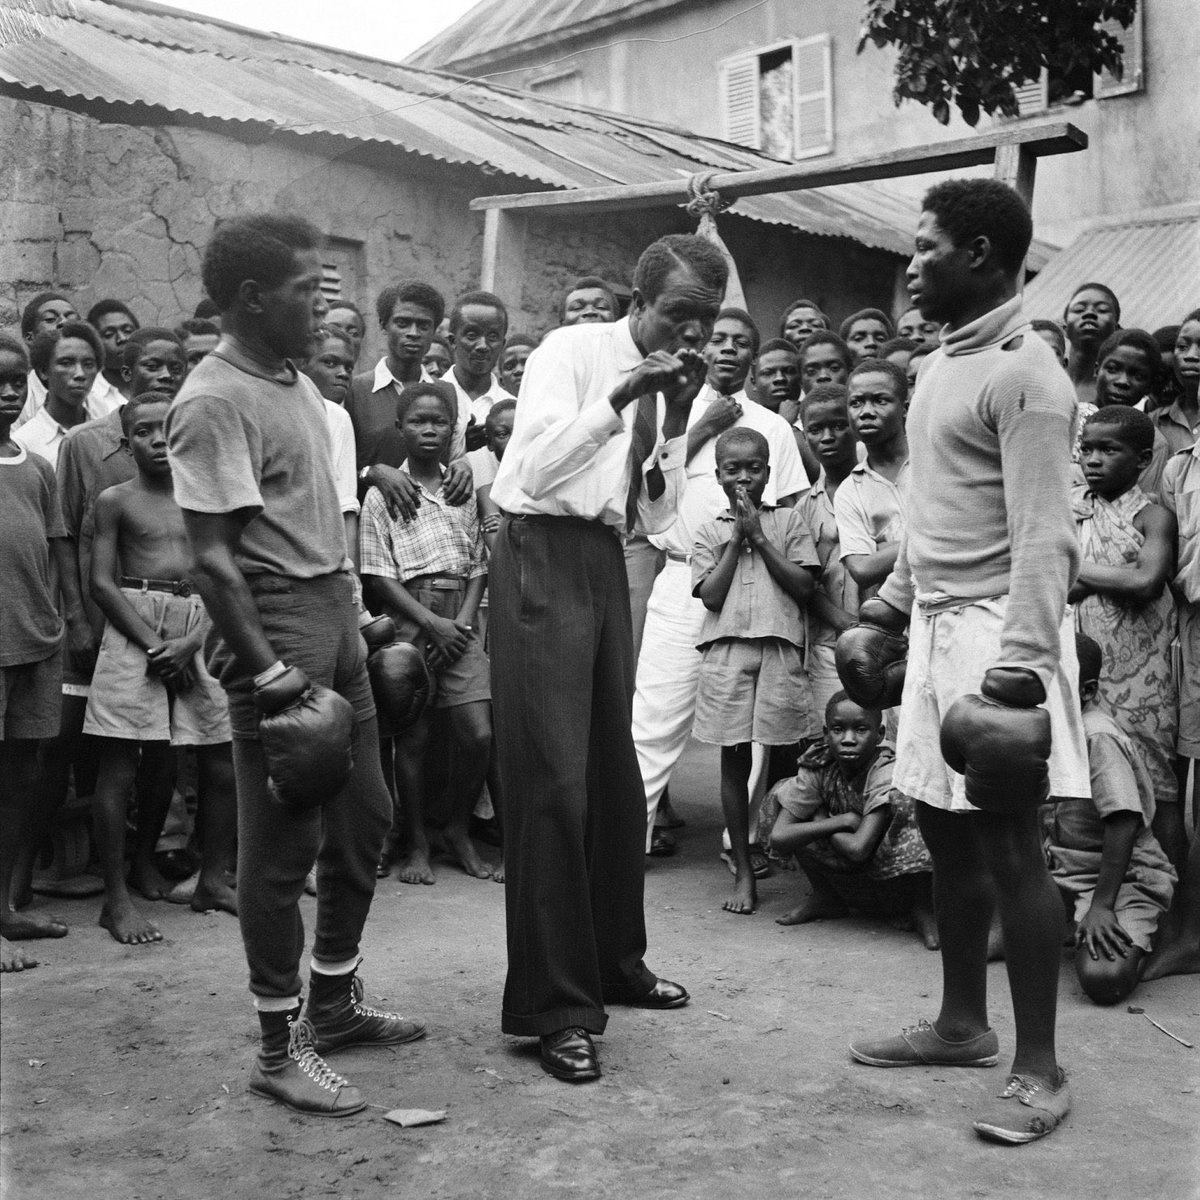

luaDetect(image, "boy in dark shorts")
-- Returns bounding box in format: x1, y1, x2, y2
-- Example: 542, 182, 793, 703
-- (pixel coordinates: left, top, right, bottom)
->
359, 382, 496, 886
86, 393, 236, 943
168, 214, 422, 1118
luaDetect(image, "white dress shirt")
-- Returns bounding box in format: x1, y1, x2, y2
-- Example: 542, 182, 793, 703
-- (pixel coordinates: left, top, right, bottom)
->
490, 317, 687, 535
14, 403, 103, 472
16, 371, 123, 430
443, 369, 515, 431
323, 399, 359, 515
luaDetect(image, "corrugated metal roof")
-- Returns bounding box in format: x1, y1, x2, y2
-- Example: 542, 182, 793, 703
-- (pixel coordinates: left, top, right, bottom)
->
0, 0, 933, 257
1023, 205, 1200, 331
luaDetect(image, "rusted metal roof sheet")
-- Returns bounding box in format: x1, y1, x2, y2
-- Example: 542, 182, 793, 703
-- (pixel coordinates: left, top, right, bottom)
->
0, 0, 929, 256
1023, 205, 1200, 331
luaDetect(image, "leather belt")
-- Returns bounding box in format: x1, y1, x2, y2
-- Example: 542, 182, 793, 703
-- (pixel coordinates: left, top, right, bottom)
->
407, 573, 467, 591
665, 550, 692, 564
120, 576, 193, 597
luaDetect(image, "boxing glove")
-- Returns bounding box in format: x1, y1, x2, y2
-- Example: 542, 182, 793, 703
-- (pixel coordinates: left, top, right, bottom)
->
358, 613, 397, 657
253, 665, 355, 812
368, 640, 435, 732
835, 597, 910, 709
940, 677, 1052, 813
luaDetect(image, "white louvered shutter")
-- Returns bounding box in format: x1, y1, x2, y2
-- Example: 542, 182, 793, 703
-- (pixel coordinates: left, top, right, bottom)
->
1096, 2, 1143, 97
719, 53, 761, 148
792, 33, 833, 158
1013, 71, 1048, 116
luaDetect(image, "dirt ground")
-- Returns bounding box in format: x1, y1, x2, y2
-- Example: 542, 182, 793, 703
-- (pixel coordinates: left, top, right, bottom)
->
2, 740, 1197, 1199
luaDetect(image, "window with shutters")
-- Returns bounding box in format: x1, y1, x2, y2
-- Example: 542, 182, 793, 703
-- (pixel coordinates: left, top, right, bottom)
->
320, 263, 343, 305
718, 34, 833, 159
1012, 3, 1143, 117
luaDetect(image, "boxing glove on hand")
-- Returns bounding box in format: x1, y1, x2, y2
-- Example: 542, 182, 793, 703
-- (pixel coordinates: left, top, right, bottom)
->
980, 666, 1047, 708
835, 597, 910, 709
358, 613, 397, 657
940, 692, 1051, 813
368, 641, 434, 732
253, 666, 355, 812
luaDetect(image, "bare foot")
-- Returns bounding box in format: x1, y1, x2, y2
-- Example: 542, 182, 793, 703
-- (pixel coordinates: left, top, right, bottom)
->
722, 876, 757, 915
491, 864, 505, 884
912, 901, 940, 950
0, 911, 68, 940
396, 848, 436, 886
127, 861, 173, 901
99, 897, 163, 945
1, 937, 39, 971
1142, 935, 1200, 980
437, 828, 497, 880
191, 877, 238, 916
774, 891, 846, 926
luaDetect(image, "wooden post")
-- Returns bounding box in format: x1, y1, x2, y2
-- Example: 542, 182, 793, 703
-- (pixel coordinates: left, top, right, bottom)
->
993, 142, 1037, 207
480, 208, 527, 308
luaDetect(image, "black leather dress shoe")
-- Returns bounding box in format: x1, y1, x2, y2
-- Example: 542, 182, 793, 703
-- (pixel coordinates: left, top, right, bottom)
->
539, 1027, 601, 1082
621, 978, 689, 1009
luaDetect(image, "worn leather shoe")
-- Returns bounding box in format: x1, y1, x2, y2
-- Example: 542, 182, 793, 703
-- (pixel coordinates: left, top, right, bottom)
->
539, 1027, 601, 1082
622, 978, 689, 1009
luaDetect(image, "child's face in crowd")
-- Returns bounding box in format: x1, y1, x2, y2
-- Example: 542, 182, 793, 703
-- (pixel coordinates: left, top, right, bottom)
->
94, 311, 137, 372
1034, 327, 1068, 368
704, 318, 756, 394
631, 266, 722, 356
324, 307, 364, 361
1095, 345, 1156, 407
803, 399, 856, 470
385, 302, 437, 368
895, 308, 939, 346
1079, 423, 1148, 499
398, 394, 453, 461
716, 442, 770, 509
1174, 319, 1200, 398
422, 342, 452, 379
453, 304, 507, 378
847, 370, 904, 445
182, 333, 219, 374
304, 335, 355, 404
844, 318, 889, 363
485, 408, 515, 461
124, 401, 171, 479
126, 339, 186, 398
46, 336, 99, 408
824, 698, 884, 772
0, 349, 29, 430
1064, 287, 1118, 349
783, 305, 826, 346
26, 298, 78, 341
755, 349, 802, 411
499, 343, 531, 394
800, 344, 848, 393
563, 287, 615, 325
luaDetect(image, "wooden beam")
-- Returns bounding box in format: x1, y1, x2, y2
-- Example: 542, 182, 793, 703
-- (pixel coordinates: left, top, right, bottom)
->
480, 207, 528, 304
993, 141, 1038, 207
470, 122, 1087, 217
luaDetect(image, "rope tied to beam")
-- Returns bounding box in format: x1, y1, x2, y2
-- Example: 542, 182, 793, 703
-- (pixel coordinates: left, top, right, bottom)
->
685, 171, 746, 309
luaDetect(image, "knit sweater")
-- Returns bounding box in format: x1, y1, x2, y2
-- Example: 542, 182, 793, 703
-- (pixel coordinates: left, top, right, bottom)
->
878, 296, 1078, 689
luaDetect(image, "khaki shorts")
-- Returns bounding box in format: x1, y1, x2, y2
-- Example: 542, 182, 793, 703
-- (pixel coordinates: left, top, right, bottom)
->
893, 597, 1090, 813
693, 637, 818, 747
390, 579, 491, 710
0, 646, 63, 741
1059, 871, 1175, 952
83, 589, 231, 746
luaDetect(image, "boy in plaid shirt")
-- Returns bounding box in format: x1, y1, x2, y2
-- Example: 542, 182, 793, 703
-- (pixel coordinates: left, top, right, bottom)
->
359, 382, 497, 886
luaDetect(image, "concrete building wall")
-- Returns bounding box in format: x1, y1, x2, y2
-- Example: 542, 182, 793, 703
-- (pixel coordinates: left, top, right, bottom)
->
1, 96, 905, 353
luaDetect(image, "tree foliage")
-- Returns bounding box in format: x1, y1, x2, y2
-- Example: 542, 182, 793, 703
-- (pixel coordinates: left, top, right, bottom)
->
858, 0, 1138, 126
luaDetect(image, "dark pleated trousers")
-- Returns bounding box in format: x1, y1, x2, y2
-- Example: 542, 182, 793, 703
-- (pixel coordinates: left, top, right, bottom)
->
490, 515, 656, 1036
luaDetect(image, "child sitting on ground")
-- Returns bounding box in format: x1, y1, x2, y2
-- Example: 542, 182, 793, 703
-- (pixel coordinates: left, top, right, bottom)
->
359, 381, 498, 886
763, 692, 936, 946
86, 393, 236, 944
1045, 635, 1176, 1005
691, 427, 819, 915
1071, 406, 1181, 870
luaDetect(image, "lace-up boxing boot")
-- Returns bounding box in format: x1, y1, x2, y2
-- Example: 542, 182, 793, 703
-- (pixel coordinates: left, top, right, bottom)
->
248, 1009, 365, 1117
306, 966, 427, 1055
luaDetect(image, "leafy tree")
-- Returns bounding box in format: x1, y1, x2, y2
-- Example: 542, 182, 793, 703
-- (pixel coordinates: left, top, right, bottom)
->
858, 0, 1137, 125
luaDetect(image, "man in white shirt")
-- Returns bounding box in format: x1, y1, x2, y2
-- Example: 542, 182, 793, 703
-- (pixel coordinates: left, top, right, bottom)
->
632, 310, 809, 852
489, 234, 727, 1083
441, 290, 515, 453
15, 322, 104, 471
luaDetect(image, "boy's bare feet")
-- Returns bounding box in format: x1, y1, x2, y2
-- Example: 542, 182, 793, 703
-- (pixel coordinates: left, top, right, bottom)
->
1, 937, 38, 971
99, 897, 163, 945
723, 876, 757, 915
0, 911, 68, 940
396, 848, 436, 885
913, 900, 940, 950
127, 859, 173, 901
1142, 933, 1200, 980
436, 826, 497, 880
191, 875, 238, 915
491, 863, 505, 884
775, 890, 846, 926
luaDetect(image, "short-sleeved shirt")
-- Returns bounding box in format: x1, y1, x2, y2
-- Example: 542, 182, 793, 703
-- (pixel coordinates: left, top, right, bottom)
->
444, 370, 515, 438
797, 470, 860, 649
0, 447, 66, 666
166, 343, 347, 578
834, 458, 909, 560
691, 505, 819, 649
359, 469, 486, 584
14, 404, 102, 471
467, 447, 500, 491
1161, 440, 1200, 603
1151, 400, 1200, 458
346, 359, 435, 471
323, 400, 359, 515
